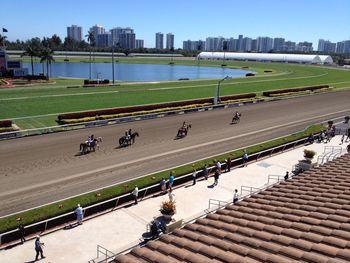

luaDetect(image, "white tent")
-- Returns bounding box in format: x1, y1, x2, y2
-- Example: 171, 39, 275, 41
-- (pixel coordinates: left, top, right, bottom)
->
197, 52, 332, 64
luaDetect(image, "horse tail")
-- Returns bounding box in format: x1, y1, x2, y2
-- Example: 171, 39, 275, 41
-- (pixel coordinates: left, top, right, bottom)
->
119, 137, 124, 146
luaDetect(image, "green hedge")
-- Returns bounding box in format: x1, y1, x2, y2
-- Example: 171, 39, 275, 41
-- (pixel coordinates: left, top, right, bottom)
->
0, 124, 325, 234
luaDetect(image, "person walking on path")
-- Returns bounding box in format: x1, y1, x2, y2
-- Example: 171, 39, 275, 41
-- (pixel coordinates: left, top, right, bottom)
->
192, 168, 197, 185
233, 189, 239, 203
168, 173, 175, 190
132, 185, 139, 205
75, 204, 84, 225
19, 224, 25, 243
160, 178, 166, 194
242, 151, 249, 167
34, 235, 45, 261
168, 188, 175, 202
225, 157, 231, 172
213, 169, 220, 186
202, 164, 209, 180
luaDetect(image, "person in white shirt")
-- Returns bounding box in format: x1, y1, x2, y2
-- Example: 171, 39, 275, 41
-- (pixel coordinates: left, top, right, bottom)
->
132, 186, 139, 204
233, 189, 239, 203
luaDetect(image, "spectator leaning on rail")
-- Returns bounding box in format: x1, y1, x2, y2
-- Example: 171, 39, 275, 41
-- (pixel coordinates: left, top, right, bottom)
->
242, 151, 249, 167
132, 185, 139, 205
75, 204, 84, 225
168, 173, 175, 190
160, 178, 166, 194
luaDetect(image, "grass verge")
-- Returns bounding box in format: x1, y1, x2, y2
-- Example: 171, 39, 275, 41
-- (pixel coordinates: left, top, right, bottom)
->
0, 124, 324, 234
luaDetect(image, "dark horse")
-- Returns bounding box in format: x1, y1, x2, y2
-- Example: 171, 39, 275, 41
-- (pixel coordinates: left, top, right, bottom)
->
231, 112, 242, 124
119, 132, 139, 147
177, 124, 191, 138
79, 137, 102, 154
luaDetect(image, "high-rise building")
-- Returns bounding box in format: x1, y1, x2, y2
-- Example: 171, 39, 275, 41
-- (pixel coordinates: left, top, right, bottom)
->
96, 33, 111, 48
242, 37, 252, 52
227, 38, 237, 51
119, 28, 136, 49
251, 39, 258, 52
135, 39, 144, 49
155, 32, 164, 49
296, 41, 313, 52
273, 38, 285, 52
110, 27, 123, 46
336, 41, 345, 53
318, 39, 336, 53
89, 25, 105, 42
166, 33, 174, 50
183, 40, 205, 51
237, 34, 244, 52
205, 37, 219, 51
67, 25, 83, 42
283, 41, 296, 52
257, 37, 273, 52
110, 27, 136, 49
343, 40, 350, 54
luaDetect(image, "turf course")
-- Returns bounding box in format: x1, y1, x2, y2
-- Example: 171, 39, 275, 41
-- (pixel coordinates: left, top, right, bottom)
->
1, 58, 350, 129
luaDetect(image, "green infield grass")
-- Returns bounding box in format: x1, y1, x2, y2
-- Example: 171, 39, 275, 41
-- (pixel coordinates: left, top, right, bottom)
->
1, 59, 350, 130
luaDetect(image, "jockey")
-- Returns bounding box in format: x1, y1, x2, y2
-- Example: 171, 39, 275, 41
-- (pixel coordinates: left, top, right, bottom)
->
235, 111, 240, 119
87, 136, 93, 146
125, 131, 131, 142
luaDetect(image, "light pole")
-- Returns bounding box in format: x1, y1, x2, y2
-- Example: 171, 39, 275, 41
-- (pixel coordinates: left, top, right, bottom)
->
112, 45, 115, 84
214, 76, 232, 104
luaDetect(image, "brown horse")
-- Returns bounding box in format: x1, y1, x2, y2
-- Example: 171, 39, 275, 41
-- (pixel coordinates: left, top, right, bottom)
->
79, 137, 102, 154
119, 132, 139, 147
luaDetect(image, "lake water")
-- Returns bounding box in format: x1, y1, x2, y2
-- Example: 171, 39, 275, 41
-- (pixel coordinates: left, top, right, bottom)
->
24, 62, 253, 82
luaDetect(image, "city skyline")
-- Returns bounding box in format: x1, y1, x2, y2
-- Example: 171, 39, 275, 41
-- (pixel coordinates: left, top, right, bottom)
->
1, 0, 350, 48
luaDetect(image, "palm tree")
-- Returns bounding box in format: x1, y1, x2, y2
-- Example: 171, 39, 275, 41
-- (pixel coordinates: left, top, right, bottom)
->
21, 45, 39, 75
40, 48, 55, 79
0, 34, 7, 48
85, 31, 95, 79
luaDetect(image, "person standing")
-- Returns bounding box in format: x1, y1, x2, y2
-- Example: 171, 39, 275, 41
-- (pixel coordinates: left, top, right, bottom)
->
284, 171, 289, 181
160, 178, 166, 194
19, 224, 25, 243
214, 169, 219, 186
75, 204, 84, 225
192, 169, 197, 185
202, 164, 209, 180
216, 160, 222, 174
34, 235, 45, 261
242, 151, 249, 167
168, 173, 175, 190
168, 188, 175, 202
225, 157, 231, 172
233, 189, 239, 203
132, 185, 139, 205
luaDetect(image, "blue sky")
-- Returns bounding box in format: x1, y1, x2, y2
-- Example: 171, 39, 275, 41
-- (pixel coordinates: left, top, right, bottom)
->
1, 0, 349, 48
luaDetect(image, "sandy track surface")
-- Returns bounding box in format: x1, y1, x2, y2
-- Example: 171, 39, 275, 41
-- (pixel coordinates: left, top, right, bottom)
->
0, 90, 349, 216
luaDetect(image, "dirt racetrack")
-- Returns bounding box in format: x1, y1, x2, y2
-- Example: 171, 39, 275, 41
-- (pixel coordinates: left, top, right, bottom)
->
0, 90, 349, 216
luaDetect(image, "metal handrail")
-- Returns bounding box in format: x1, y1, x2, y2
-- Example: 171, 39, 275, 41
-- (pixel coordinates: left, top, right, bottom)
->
208, 199, 229, 209
94, 244, 115, 263
267, 174, 285, 184
240, 185, 261, 196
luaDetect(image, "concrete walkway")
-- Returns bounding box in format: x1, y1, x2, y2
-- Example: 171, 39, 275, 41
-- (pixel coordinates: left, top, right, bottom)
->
0, 135, 348, 263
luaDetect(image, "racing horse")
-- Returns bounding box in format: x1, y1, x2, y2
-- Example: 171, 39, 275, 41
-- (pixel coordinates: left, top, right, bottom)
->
79, 137, 102, 154
119, 131, 139, 147
176, 123, 191, 138
231, 112, 242, 124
